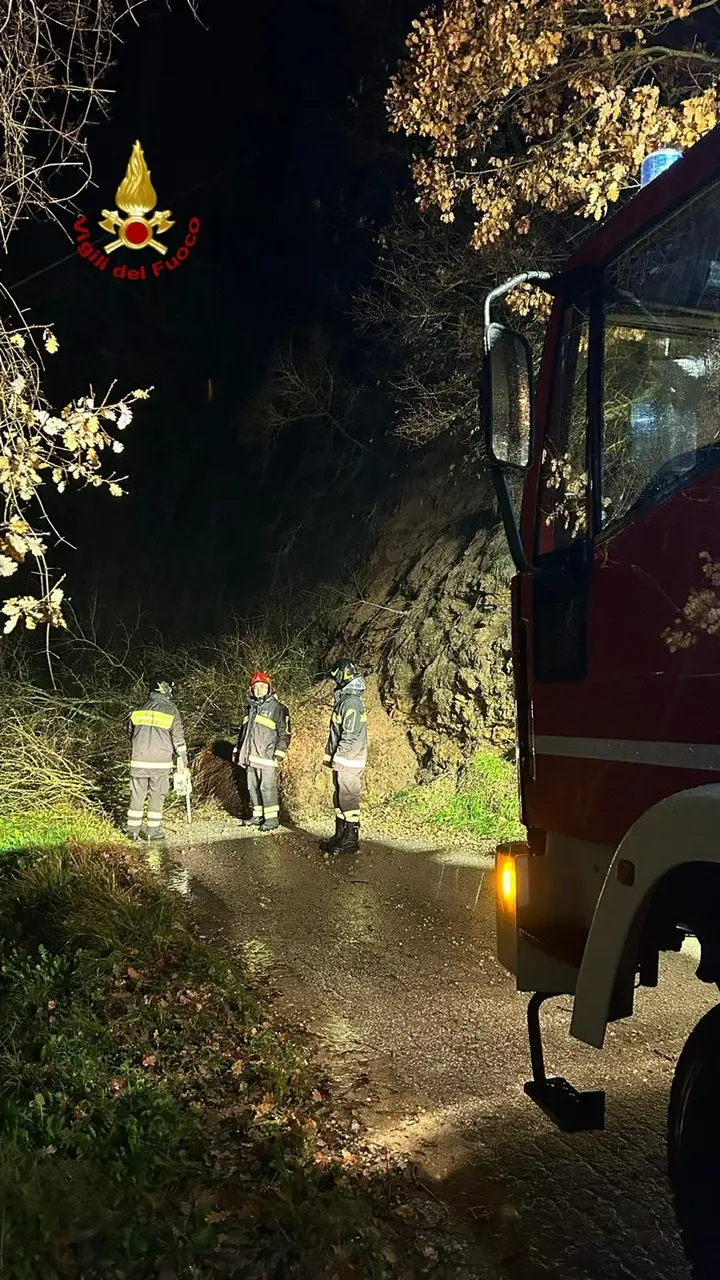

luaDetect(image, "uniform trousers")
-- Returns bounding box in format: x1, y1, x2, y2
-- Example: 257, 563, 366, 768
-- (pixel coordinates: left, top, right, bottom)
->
127, 770, 170, 832
332, 766, 363, 823
246, 766, 279, 819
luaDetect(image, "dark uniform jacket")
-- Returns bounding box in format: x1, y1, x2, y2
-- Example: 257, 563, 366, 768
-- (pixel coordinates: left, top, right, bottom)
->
237, 692, 292, 770
129, 693, 186, 772
324, 676, 368, 770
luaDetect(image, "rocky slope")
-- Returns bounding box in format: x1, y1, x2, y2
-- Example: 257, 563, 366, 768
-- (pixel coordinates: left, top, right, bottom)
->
338, 443, 516, 775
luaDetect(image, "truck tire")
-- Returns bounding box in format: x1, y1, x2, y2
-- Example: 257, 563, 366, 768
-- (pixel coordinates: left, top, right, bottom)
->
668, 1003, 720, 1278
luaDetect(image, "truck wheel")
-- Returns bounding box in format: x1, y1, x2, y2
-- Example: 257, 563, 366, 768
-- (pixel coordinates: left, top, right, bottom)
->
668, 1004, 720, 1278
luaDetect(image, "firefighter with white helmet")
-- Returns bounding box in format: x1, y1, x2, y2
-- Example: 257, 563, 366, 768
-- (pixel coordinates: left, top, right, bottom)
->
126, 678, 187, 841
233, 671, 291, 831
321, 659, 368, 855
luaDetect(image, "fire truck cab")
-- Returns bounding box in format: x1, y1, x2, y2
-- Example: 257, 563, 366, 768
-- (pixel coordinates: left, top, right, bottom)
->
484, 126, 720, 1277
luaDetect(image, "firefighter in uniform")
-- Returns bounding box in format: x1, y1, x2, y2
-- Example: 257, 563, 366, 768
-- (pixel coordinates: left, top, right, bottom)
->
126, 679, 187, 841
321, 659, 368, 855
233, 671, 291, 832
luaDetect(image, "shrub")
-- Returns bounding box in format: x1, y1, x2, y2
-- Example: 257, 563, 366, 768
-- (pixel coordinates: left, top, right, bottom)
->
0, 615, 323, 822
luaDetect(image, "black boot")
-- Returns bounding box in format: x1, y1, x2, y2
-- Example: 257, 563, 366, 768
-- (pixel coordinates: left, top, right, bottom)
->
333, 822, 360, 855
319, 818, 345, 853
242, 816, 263, 827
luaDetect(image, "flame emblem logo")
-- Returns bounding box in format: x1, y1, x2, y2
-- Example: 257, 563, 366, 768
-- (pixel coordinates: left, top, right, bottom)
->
99, 141, 174, 255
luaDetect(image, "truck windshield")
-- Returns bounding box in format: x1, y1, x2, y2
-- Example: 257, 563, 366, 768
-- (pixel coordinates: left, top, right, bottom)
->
602, 181, 720, 530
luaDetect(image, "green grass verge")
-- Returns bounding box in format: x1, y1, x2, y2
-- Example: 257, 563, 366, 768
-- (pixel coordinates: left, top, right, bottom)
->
0, 808, 120, 856
386, 751, 524, 842
0, 819, 405, 1278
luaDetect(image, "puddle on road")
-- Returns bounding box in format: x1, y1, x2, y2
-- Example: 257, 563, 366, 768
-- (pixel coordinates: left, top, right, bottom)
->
140, 844, 234, 939
242, 937, 275, 978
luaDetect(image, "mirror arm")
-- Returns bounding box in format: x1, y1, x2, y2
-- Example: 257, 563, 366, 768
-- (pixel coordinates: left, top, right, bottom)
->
491, 467, 533, 575
490, 466, 551, 579
484, 271, 553, 334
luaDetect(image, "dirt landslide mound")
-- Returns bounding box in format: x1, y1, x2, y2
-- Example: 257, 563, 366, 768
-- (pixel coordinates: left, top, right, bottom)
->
337, 450, 515, 773
191, 676, 417, 825
191, 739, 244, 818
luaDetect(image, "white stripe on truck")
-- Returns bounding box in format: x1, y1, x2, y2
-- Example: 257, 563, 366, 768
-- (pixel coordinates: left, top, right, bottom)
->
534, 735, 720, 772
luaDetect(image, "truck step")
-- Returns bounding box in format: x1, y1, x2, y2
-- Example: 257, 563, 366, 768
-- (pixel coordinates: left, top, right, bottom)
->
524, 1076, 606, 1133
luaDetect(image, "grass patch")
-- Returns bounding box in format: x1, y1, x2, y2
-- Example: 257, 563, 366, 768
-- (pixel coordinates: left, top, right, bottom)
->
0, 830, 411, 1278
386, 751, 524, 843
0, 808, 119, 856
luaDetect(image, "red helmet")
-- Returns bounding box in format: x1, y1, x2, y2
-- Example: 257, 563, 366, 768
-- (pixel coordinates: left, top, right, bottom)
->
249, 671, 271, 691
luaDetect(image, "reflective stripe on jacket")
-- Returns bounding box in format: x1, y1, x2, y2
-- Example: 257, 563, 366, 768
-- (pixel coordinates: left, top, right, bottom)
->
129, 693, 186, 771
324, 676, 368, 770
237, 692, 291, 770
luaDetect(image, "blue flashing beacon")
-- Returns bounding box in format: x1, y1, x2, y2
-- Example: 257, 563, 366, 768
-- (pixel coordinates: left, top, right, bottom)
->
640, 149, 683, 188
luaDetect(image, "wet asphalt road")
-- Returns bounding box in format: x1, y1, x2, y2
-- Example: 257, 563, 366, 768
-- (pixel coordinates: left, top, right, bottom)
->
165, 824, 716, 1280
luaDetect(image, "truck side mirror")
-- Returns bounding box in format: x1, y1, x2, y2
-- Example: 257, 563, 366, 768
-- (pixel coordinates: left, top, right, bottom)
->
482, 323, 534, 470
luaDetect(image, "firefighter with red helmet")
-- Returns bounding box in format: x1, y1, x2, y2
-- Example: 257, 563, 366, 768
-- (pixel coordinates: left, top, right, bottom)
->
233, 672, 291, 831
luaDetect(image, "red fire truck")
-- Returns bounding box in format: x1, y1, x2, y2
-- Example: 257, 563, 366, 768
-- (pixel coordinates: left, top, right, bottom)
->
484, 127, 720, 1278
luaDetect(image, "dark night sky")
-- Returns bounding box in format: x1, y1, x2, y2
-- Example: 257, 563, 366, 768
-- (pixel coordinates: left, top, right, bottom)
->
6, 0, 416, 636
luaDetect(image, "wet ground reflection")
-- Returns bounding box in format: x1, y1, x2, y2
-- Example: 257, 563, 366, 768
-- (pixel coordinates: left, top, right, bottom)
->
154, 822, 710, 1279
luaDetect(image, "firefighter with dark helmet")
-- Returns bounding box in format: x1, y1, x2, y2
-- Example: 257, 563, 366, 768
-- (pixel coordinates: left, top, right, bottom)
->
321, 659, 368, 855
233, 672, 291, 831
126, 678, 187, 841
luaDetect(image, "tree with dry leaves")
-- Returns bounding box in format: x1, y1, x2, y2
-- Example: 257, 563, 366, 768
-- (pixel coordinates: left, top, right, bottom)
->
388, 0, 720, 249
0, 315, 149, 633
0, 2, 194, 637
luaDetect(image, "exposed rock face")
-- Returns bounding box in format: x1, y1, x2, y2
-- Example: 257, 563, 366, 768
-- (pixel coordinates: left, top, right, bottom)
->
339, 447, 516, 773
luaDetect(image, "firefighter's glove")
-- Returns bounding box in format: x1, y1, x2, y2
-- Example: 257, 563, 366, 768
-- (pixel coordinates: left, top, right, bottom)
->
174, 754, 191, 795
274, 752, 286, 769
